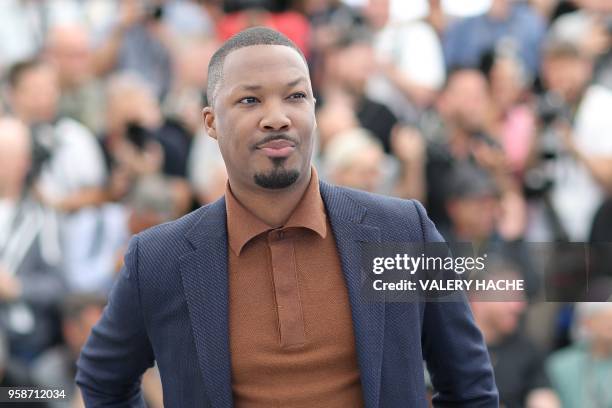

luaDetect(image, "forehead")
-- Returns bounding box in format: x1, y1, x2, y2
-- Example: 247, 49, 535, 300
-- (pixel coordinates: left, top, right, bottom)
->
51, 27, 88, 48
21, 65, 56, 82
544, 53, 582, 65
341, 42, 372, 55
448, 72, 487, 93
221, 45, 310, 90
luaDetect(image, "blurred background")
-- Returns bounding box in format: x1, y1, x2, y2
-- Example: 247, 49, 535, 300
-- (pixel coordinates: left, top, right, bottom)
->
0, 0, 611, 407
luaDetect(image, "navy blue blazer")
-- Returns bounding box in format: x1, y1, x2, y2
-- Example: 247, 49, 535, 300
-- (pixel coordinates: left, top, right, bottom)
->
76, 181, 498, 407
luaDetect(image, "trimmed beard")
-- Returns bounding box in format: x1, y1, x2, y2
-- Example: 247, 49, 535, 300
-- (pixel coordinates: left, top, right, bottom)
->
253, 159, 299, 189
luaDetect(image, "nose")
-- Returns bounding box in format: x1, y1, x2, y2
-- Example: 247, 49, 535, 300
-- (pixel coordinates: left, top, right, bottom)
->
259, 100, 291, 132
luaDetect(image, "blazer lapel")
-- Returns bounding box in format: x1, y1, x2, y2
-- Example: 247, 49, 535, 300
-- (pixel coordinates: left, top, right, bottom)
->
320, 181, 384, 408
179, 198, 233, 408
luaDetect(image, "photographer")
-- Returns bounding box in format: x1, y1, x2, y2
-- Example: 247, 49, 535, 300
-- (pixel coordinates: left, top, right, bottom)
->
101, 73, 192, 216
5, 59, 116, 293
92, 0, 173, 100
6, 59, 108, 214
0, 117, 66, 363
548, 0, 612, 89
526, 39, 612, 242
425, 69, 527, 240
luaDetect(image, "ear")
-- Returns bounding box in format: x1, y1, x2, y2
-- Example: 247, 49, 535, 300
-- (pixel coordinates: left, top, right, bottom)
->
202, 106, 217, 140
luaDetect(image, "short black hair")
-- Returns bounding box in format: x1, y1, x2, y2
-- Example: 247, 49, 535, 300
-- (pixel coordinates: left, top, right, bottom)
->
442, 66, 488, 91
7, 58, 46, 89
206, 26, 307, 106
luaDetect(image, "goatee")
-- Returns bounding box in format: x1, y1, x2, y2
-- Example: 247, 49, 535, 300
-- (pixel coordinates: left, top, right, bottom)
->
253, 159, 299, 189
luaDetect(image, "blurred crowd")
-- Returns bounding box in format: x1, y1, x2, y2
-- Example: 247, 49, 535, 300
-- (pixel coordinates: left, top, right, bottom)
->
0, 0, 611, 407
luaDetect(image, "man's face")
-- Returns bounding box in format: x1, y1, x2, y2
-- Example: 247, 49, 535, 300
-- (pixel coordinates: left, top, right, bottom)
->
542, 55, 592, 103
440, 71, 491, 133
333, 43, 376, 95
204, 45, 316, 191
47, 27, 92, 87
333, 147, 383, 193
474, 300, 526, 339
11, 65, 60, 124
364, 0, 390, 30
447, 195, 499, 240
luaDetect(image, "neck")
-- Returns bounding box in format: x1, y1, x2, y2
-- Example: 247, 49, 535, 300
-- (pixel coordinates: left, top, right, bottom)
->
230, 167, 312, 228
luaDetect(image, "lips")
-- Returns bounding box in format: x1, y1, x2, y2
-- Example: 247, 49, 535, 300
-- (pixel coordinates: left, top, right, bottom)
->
257, 138, 296, 158
259, 140, 294, 149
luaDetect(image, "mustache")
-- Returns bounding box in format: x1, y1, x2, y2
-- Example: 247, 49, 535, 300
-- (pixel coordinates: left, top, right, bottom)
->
253, 134, 298, 149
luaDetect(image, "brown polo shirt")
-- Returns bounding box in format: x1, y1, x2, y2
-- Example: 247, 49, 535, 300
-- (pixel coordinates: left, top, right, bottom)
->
225, 168, 364, 408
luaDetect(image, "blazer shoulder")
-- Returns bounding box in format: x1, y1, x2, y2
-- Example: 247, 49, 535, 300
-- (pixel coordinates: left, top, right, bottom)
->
142, 205, 205, 238
325, 183, 432, 241
332, 184, 425, 221
135, 203, 214, 260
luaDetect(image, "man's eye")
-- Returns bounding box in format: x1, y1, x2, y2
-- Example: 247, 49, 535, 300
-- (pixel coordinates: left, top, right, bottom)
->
289, 92, 307, 99
238, 97, 259, 104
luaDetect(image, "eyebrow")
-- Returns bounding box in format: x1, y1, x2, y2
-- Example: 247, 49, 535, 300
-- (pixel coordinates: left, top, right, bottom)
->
236, 77, 307, 92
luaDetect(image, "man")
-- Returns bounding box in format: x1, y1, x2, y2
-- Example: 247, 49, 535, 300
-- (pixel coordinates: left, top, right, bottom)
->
45, 23, 106, 134
31, 294, 107, 408
0, 117, 66, 361
101, 73, 193, 215
548, 0, 612, 89
532, 39, 612, 241
443, 0, 546, 77
6, 59, 113, 293
322, 128, 388, 194
92, 0, 173, 99
547, 302, 612, 408
321, 28, 399, 153
425, 69, 526, 240
364, 0, 445, 122
77, 27, 498, 407
470, 261, 559, 408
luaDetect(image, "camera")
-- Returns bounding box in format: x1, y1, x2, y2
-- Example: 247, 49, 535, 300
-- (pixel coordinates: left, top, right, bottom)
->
141, 0, 164, 21
536, 92, 572, 126
523, 93, 574, 198
147, 5, 163, 21
26, 123, 56, 189
523, 125, 562, 198
126, 122, 155, 150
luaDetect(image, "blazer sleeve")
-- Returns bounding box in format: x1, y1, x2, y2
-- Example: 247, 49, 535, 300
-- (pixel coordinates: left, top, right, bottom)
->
76, 234, 155, 407
412, 200, 499, 407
